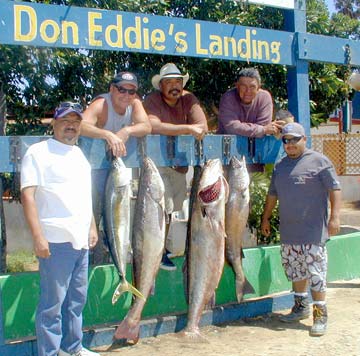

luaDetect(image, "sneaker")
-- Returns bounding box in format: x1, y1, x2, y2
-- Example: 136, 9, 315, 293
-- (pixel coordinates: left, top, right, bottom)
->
59, 346, 100, 356
160, 251, 177, 271
310, 304, 328, 337
279, 295, 311, 323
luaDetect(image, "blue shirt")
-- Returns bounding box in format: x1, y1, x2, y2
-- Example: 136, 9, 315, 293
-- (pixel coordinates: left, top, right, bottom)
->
269, 149, 341, 244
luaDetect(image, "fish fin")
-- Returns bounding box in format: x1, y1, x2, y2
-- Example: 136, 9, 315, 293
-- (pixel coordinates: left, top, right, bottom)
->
176, 330, 209, 343
206, 214, 227, 238
204, 293, 216, 310
235, 277, 256, 302
222, 176, 229, 203
243, 277, 255, 296
201, 207, 207, 218
113, 318, 140, 343
150, 280, 156, 296
112, 281, 145, 305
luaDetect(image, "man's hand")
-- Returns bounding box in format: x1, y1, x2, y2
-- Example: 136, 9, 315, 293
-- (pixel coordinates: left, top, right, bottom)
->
34, 236, 51, 259
261, 217, 271, 237
189, 124, 207, 140
264, 121, 284, 136
104, 131, 127, 157
328, 216, 341, 236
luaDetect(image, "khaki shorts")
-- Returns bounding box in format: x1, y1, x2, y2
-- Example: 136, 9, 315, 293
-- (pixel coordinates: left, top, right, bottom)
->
158, 166, 187, 215
281, 243, 328, 293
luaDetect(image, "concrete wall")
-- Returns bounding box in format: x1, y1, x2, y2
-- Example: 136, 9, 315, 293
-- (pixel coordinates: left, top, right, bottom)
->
338, 176, 360, 202
3, 201, 33, 253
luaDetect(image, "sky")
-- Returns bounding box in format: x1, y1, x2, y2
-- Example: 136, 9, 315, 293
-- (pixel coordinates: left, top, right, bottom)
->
324, 0, 336, 14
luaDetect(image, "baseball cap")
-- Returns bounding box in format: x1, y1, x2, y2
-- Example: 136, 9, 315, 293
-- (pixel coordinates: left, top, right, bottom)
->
281, 122, 305, 137
54, 102, 83, 120
111, 72, 138, 89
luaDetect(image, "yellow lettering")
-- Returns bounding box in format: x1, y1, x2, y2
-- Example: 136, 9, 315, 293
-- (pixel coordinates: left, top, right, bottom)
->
14, 5, 36, 42
209, 35, 222, 55
224, 36, 236, 57
105, 15, 123, 48
271, 41, 281, 63
238, 29, 251, 59
88, 12, 102, 46
143, 17, 150, 50
151, 29, 165, 51
40, 20, 60, 43
251, 30, 258, 59
195, 24, 208, 55
174, 32, 188, 53
124, 17, 141, 49
62, 21, 79, 45
257, 40, 270, 60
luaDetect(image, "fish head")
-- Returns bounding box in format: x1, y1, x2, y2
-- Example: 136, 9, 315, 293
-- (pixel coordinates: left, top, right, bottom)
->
198, 159, 228, 207
228, 156, 250, 191
111, 157, 132, 187
141, 157, 165, 202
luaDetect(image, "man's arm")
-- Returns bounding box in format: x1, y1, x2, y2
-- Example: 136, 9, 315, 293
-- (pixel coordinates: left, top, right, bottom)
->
261, 194, 278, 237
149, 103, 208, 140
123, 98, 152, 139
81, 98, 127, 157
88, 215, 98, 249
21, 186, 51, 258
219, 90, 281, 137
328, 189, 342, 236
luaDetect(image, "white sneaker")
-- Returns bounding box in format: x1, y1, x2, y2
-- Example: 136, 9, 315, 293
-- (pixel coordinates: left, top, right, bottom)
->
58, 346, 100, 356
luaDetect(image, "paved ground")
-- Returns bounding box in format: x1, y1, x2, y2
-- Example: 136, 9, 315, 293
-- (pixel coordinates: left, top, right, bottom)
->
92, 279, 360, 356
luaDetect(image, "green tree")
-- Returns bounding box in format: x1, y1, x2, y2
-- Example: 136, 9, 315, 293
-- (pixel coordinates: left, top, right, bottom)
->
0, 0, 357, 133
335, 0, 360, 18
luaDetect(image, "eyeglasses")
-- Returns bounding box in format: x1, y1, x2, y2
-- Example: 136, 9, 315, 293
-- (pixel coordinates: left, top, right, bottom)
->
54, 102, 83, 119
282, 136, 303, 145
115, 86, 137, 95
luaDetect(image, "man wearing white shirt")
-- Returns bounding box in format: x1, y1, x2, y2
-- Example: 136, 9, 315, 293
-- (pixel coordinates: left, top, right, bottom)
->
21, 102, 99, 356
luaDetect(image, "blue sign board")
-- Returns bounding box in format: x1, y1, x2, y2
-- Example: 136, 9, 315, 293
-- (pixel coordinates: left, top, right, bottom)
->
0, 0, 294, 65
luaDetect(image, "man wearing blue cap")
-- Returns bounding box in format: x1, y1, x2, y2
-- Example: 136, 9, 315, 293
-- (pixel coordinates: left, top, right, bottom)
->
21, 102, 99, 356
261, 121, 342, 337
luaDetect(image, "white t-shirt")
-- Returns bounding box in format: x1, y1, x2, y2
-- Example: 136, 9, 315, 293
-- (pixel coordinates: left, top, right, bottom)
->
21, 138, 93, 250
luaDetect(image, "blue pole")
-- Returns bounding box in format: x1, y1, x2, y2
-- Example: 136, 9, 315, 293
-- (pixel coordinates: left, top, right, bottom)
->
284, 1, 311, 146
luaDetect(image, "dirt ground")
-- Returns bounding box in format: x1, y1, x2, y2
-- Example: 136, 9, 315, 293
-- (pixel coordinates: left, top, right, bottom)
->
92, 279, 360, 356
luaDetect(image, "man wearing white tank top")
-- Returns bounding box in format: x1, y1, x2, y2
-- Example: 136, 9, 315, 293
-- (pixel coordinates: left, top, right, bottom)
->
81, 72, 151, 263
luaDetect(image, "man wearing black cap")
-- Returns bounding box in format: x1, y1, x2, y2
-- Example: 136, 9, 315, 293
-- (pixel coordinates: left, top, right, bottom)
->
261, 122, 342, 337
21, 102, 99, 356
81, 71, 151, 157
81, 72, 151, 264
144, 63, 208, 270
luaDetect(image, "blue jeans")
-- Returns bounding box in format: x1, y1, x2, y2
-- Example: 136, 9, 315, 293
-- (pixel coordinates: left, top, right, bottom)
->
36, 242, 89, 356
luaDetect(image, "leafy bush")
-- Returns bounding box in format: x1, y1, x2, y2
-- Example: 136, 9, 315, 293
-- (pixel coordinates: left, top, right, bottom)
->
248, 167, 280, 245
6, 250, 38, 273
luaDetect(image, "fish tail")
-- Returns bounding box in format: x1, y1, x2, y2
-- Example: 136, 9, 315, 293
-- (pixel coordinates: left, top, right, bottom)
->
112, 280, 146, 305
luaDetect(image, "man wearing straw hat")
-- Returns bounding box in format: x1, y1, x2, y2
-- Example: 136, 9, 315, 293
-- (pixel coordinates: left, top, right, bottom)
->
144, 63, 208, 270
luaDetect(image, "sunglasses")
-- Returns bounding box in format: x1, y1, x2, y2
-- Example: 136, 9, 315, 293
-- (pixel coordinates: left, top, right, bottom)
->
115, 86, 137, 95
282, 136, 303, 145
54, 102, 83, 119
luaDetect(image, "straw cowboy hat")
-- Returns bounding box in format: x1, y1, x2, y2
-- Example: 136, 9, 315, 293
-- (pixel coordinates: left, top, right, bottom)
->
151, 63, 190, 90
